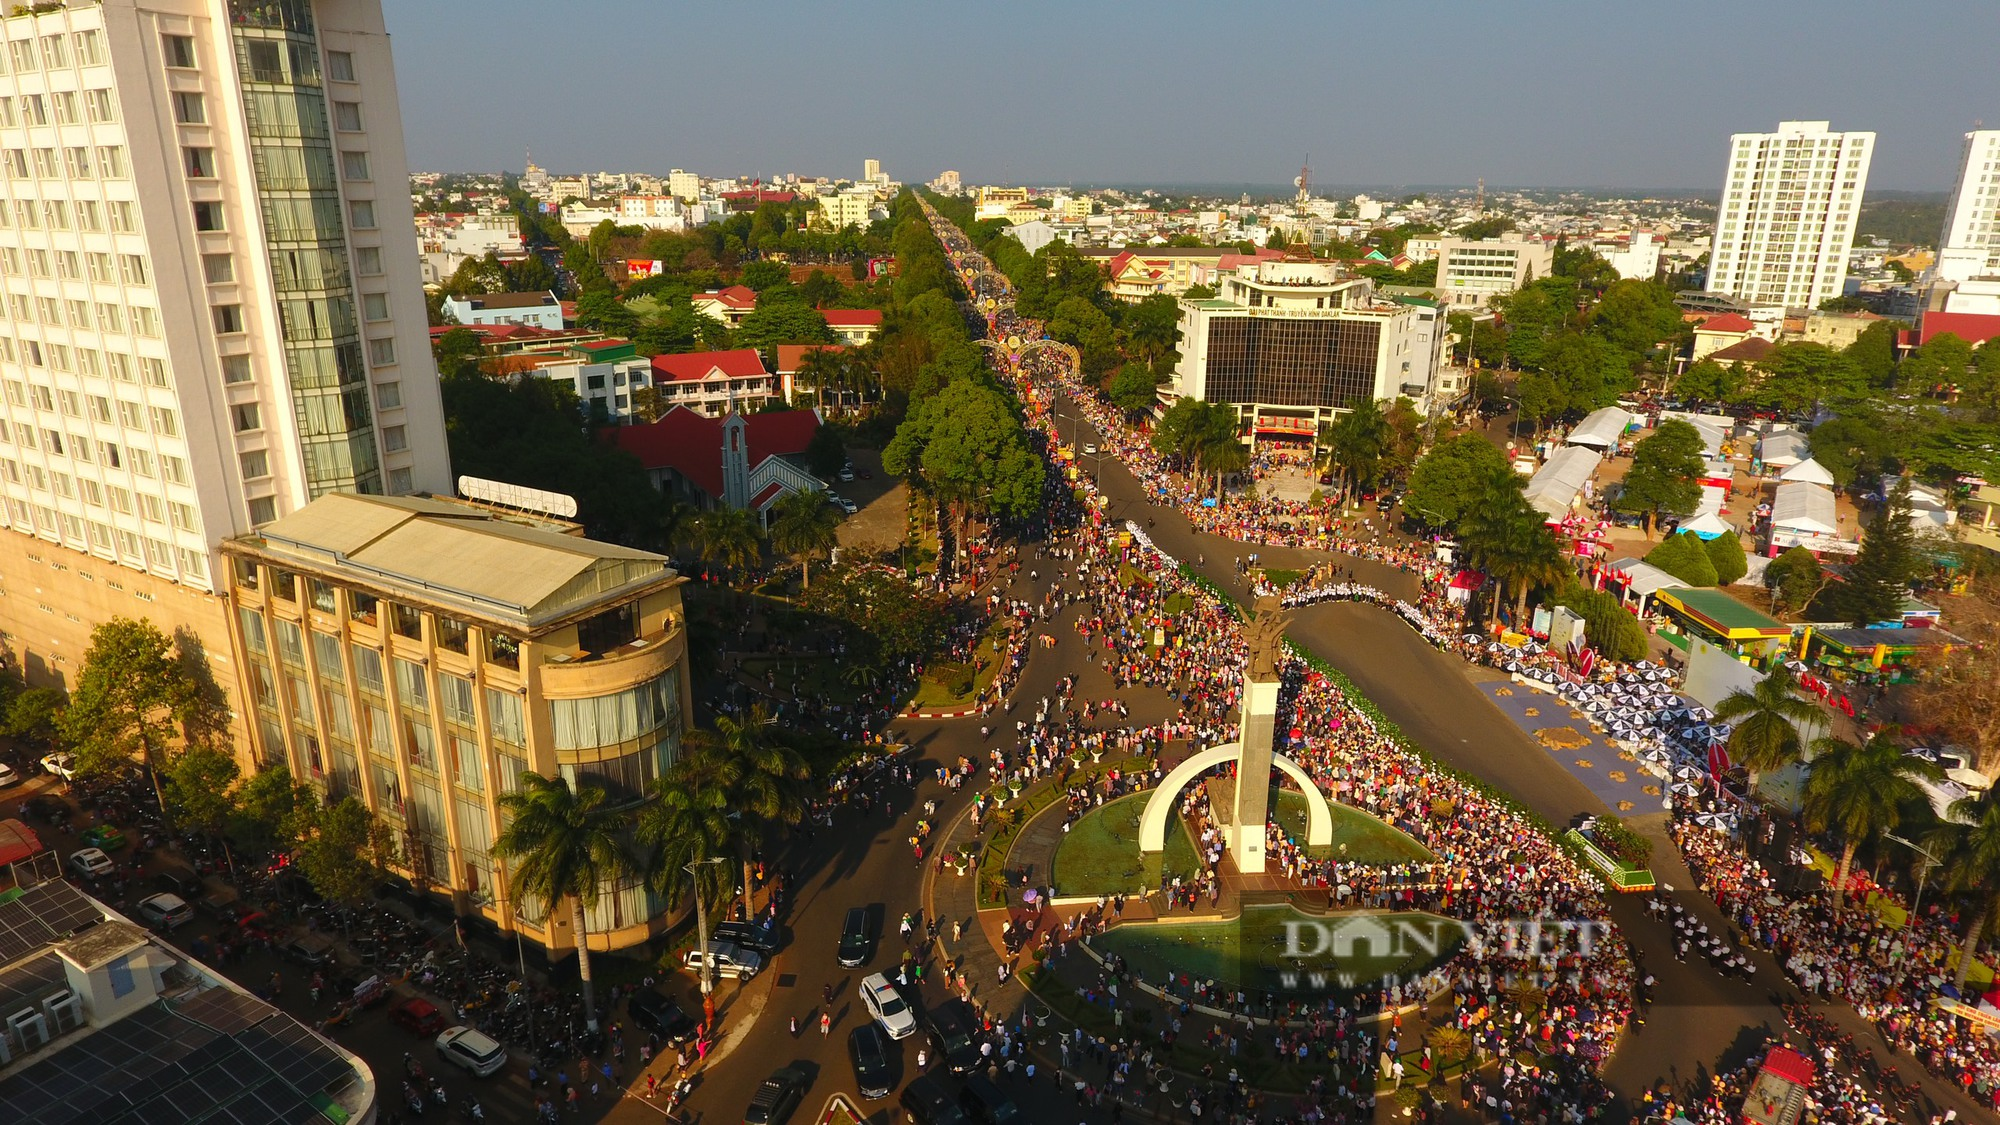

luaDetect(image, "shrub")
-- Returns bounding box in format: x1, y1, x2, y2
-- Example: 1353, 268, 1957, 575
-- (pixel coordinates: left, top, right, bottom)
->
1590, 815, 1653, 867
1645, 531, 1718, 587
1704, 531, 1749, 586
926, 661, 975, 697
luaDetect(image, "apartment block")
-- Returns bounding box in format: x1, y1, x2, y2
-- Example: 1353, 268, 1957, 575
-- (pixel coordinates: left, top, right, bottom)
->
1706, 120, 1873, 310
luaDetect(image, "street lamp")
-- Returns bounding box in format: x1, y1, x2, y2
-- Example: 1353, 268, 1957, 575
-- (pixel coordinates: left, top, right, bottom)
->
686, 856, 730, 1025
1883, 832, 1941, 915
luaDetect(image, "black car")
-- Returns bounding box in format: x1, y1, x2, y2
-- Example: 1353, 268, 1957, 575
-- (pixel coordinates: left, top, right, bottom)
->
957, 1074, 1020, 1125
626, 987, 697, 1046
837, 907, 872, 967
924, 999, 980, 1076
899, 1077, 969, 1125
712, 919, 779, 955
743, 1063, 809, 1125
848, 1022, 894, 1100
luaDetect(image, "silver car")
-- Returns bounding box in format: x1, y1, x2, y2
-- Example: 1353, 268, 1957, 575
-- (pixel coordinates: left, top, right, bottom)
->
682, 940, 763, 980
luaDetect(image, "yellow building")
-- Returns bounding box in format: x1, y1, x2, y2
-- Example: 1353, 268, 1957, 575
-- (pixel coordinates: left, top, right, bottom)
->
814, 191, 874, 231
221, 493, 692, 954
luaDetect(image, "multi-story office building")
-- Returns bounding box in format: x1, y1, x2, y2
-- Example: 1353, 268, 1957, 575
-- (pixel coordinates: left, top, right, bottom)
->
1167, 259, 1441, 442
1435, 237, 1554, 307
667, 167, 698, 203
222, 492, 693, 950
1706, 120, 1873, 310
1933, 129, 2000, 286
0, 0, 449, 711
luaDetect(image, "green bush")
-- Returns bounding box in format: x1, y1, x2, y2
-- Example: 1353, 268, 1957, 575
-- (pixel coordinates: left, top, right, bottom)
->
1645, 531, 1718, 586
925, 661, 975, 697
1555, 586, 1647, 662
1704, 531, 1748, 586
1590, 815, 1653, 867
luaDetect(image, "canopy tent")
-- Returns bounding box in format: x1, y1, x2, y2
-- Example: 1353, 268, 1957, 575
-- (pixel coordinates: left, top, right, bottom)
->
1779, 457, 1835, 486
1758, 430, 1809, 470
1679, 511, 1736, 539
1772, 480, 1838, 536
1608, 557, 1689, 600
1566, 407, 1635, 450
1525, 445, 1602, 520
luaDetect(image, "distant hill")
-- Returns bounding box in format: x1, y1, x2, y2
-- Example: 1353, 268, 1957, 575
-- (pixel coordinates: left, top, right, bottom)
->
1857, 195, 1947, 247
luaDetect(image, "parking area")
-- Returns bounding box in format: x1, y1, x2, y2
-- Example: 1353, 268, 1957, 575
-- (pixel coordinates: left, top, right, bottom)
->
832, 445, 909, 556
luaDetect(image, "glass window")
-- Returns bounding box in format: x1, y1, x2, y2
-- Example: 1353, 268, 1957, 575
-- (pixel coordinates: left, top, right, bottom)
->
348, 200, 376, 229
485, 632, 520, 670
332, 101, 361, 131
435, 615, 468, 654
350, 590, 379, 624
203, 253, 234, 283
308, 578, 337, 614
171, 91, 204, 124
240, 449, 269, 479
485, 688, 525, 748
393, 657, 428, 710
238, 607, 267, 653
275, 618, 305, 667
161, 34, 195, 69
354, 246, 382, 275
184, 147, 214, 178
390, 602, 421, 640
327, 50, 355, 82
311, 631, 343, 679
341, 151, 369, 180
351, 644, 384, 695
222, 354, 252, 384
548, 669, 681, 752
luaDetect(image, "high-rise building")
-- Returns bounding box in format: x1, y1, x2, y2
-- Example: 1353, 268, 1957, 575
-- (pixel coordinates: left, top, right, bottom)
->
1435, 237, 1555, 308
667, 167, 698, 202
1705, 120, 1873, 310
862, 157, 881, 184
0, 1, 448, 722
1933, 129, 2000, 286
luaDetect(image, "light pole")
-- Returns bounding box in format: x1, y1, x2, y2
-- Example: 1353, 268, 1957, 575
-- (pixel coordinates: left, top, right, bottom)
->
512, 914, 536, 1055
686, 856, 729, 1025
1884, 832, 1940, 915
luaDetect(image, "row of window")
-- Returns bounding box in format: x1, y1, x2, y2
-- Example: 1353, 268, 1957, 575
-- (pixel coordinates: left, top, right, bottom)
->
0, 194, 137, 232
0, 456, 195, 530
0, 87, 115, 128
0, 30, 105, 74
0, 295, 159, 335
4, 498, 203, 580
0, 143, 126, 181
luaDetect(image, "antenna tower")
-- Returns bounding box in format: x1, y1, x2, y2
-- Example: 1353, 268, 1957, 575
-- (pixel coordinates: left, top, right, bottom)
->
1475, 177, 1485, 216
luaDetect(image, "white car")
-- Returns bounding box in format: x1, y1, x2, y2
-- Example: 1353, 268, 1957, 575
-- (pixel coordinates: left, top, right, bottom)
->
67, 847, 113, 878
858, 972, 916, 1040
136, 892, 194, 930
682, 940, 762, 981
39, 753, 75, 782
1084, 443, 1099, 455
0, 762, 19, 788
436, 1026, 507, 1077
826, 493, 858, 515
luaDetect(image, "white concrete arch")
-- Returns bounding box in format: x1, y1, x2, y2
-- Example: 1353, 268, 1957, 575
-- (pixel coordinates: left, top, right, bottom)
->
1138, 743, 1333, 854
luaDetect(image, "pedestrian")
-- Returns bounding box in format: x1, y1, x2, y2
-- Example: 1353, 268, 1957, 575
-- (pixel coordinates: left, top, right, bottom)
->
917, 1048, 928, 1070
821, 1012, 831, 1035
646, 1074, 658, 1100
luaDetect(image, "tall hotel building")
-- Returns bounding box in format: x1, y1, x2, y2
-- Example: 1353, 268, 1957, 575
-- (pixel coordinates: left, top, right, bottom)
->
0, 1, 448, 712
1705, 120, 1873, 311
1933, 129, 2000, 287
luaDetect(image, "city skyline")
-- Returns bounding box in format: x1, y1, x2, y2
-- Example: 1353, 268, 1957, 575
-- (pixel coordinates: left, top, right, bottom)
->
384, 0, 2000, 193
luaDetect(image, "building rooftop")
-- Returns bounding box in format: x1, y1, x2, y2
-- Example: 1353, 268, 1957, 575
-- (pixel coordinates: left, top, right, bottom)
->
450, 290, 558, 311
0, 878, 374, 1125
239, 494, 673, 630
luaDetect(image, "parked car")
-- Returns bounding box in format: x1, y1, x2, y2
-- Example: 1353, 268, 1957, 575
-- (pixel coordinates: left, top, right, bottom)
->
837, 907, 872, 967
279, 934, 334, 967
0, 762, 20, 788
899, 1077, 969, 1125
39, 753, 75, 782
147, 866, 204, 902
958, 1074, 1021, 1125
80, 825, 126, 851
626, 987, 697, 1045
67, 847, 113, 878
849, 1022, 895, 1100
743, 1063, 809, 1125
838, 468, 855, 482
681, 940, 762, 981
859, 972, 916, 1040
389, 998, 448, 1035
135, 892, 193, 931
711, 919, 778, 955
925, 999, 980, 1075
436, 1026, 507, 1077
826, 493, 858, 515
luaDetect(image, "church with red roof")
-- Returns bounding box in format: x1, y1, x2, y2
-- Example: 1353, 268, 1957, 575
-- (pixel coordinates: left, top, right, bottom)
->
611, 405, 824, 520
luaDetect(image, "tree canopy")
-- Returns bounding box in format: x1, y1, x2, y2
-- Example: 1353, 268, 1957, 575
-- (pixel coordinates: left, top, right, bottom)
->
1616, 419, 1705, 533
1404, 432, 1512, 528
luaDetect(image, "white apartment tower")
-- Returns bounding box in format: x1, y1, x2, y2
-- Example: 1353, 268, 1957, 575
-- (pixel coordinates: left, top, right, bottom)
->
1933, 129, 2000, 286
1705, 120, 1873, 310
0, 0, 448, 706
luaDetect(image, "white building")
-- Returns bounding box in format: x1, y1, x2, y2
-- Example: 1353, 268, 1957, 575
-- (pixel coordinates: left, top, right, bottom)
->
1706, 121, 1873, 310
442, 291, 563, 331
1593, 231, 1661, 280
1435, 237, 1555, 307
814, 190, 874, 230
414, 211, 521, 286
668, 167, 699, 202
1168, 260, 1441, 441
1403, 237, 1442, 264
616, 193, 686, 231
1932, 129, 2000, 286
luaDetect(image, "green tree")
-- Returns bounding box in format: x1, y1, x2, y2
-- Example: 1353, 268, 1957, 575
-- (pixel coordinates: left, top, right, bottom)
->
60, 619, 228, 807
1495, 278, 1581, 371
1457, 467, 1567, 623
737, 300, 836, 353
1046, 296, 1118, 382
1448, 312, 1506, 368
1319, 398, 1390, 498
1616, 419, 1705, 535
1844, 319, 1903, 388
575, 289, 639, 337
1515, 370, 1562, 435
678, 506, 762, 578
797, 566, 950, 666
1927, 788, 2000, 985
228, 765, 310, 855
738, 259, 791, 292
1900, 332, 1973, 394
433, 325, 485, 380
443, 251, 510, 298
1704, 531, 1749, 586
505, 254, 558, 294
1764, 546, 1828, 616
1673, 359, 1743, 406
1552, 586, 1648, 661
686, 706, 808, 917
161, 744, 239, 841
883, 377, 1046, 557
1806, 412, 1895, 487
1712, 666, 1822, 787
493, 772, 633, 1031
1381, 397, 1425, 483
768, 489, 840, 589
4, 686, 65, 751
637, 752, 736, 1014
1109, 362, 1162, 416
1404, 432, 1511, 527
294, 796, 400, 911
1591, 279, 1682, 358
1811, 477, 1919, 625
1643, 531, 1719, 587
1541, 332, 1633, 415
1121, 293, 1182, 365
1753, 343, 1864, 415
1803, 733, 1940, 914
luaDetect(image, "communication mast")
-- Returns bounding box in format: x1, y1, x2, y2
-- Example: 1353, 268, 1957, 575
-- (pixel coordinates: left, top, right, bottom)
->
1475, 177, 1485, 217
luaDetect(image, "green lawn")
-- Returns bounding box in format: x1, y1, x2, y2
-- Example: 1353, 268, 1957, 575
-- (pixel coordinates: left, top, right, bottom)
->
1091, 902, 1462, 996
1051, 792, 1203, 898
906, 619, 1013, 711
1268, 790, 1435, 865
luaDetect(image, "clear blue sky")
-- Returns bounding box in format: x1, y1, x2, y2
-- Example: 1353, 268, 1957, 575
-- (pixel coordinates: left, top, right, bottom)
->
385, 0, 1998, 194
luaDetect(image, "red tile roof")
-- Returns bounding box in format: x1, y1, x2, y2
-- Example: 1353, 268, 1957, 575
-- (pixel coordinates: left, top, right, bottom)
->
694, 285, 757, 310
775, 343, 846, 373
650, 348, 767, 383
1696, 313, 1756, 334
1708, 336, 1776, 364
820, 309, 883, 328
1920, 310, 2000, 347
610, 406, 820, 503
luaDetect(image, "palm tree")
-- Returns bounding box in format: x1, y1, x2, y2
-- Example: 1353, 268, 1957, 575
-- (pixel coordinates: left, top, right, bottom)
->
1197, 430, 1249, 496
679, 507, 762, 581
795, 346, 843, 412
638, 749, 738, 1018
769, 489, 840, 589
1926, 788, 2000, 985
1318, 398, 1389, 502
1802, 733, 1941, 913
1712, 666, 1823, 788
686, 706, 810, 916
492, 772, 632, 1031
1458, 471, 1565, 623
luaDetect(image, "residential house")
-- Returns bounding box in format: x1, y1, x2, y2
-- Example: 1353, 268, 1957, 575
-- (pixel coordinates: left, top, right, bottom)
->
821, 308, 884, 346
692, 285, 758, 327
442, 291, 565, 332
648, 349, 775, 415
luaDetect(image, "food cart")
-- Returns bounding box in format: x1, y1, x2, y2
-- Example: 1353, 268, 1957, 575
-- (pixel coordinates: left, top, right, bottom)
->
1739, 1047, 1814, 1125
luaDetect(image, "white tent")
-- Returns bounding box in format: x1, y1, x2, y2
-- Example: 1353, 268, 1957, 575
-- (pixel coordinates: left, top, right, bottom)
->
1679, 511, 1737, 539
1772, 480, 1838, 536
1524, 445, 1602, 520
1758, 430, 1809, 470
1780, 457, 1836, 486
1566, 407, 1635, 450
1607, 557, 1688, 610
